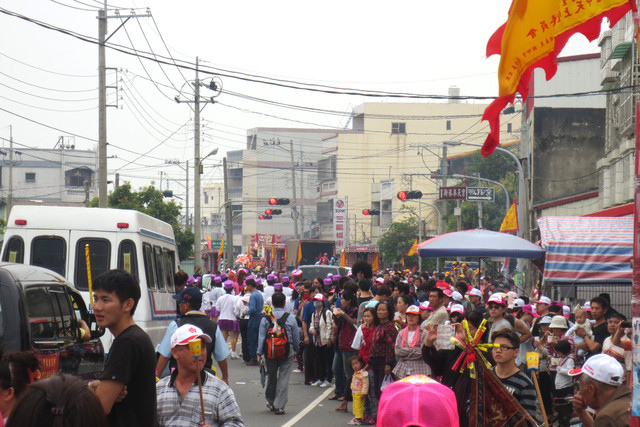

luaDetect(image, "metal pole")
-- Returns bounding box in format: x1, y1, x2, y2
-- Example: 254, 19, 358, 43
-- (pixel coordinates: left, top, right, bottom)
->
8, 125, 13, 215
289, 140, 299, 239
185, 160, 189, 229
418, 202, 422, 272
223, 157, 232, 269
194, 57, 201, 272
98, 9, 108, 208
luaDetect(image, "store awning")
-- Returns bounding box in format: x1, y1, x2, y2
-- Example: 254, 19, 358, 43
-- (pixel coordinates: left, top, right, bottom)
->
538, 216, 633, 283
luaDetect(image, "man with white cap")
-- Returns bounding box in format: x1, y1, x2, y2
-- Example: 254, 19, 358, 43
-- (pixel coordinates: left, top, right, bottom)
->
569, 353, 631, 426
157, 324, 244, 427
531, 296, 552, 337
468, 287, 485, 314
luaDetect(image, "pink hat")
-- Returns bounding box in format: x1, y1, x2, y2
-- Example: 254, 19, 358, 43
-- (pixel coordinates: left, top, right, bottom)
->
522, 304, 539, 318
419, 302, 432, 311
449, 304, 465, 315
313, 293, 325, 302
377, 375, 459, 426
487, 294, 506, 306
468, 288, 482, 297
443, 289, 453, 297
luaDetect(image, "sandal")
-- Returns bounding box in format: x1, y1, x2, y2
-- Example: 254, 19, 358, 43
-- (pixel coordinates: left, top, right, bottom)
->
266, 403, 275, 412
338, 397, 345, 401
328, 395, 339, 400
335, 405, 348, 413
274, 408, 286, 415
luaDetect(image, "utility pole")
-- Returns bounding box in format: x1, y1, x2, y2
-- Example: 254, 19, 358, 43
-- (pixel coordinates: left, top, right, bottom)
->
223, 157, 233, 269
8, 125, 13, 215
98, 9, 107, 208
289, 140, 299, 239
98, 7, 149, 207
185, 160, 189, 229
194, 58, 202, 273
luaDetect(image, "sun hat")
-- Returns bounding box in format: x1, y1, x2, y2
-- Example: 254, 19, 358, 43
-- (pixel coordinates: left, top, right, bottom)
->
314, 293, 325, 302
468, 288, 483, 297
170, 324, 212, 348
549, 315, 568, 329
450, 304, 465, 315
377, 375, 459, 426
538, 315, 553, 324
536, 296, 552, 305
568, 353, 624, 386
487, 294, 506, 306
443, 289, 453, 297
406, 305, 420, 315
512, 298, 525, 308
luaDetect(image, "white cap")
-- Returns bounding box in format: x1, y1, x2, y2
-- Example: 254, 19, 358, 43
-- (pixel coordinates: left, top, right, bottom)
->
568, 354, 624, 386
451, 291, 463, 301
171, 324, 212, 348
536, 296, 552, 305
583, 301, 591, 311
450, 304, 465, 315
512, 298, 525, 308
468, 288, 483, 297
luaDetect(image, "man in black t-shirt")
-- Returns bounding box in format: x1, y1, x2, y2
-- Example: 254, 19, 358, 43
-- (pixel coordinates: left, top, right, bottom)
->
89, 270, 156, 427
576, 296, 610, 359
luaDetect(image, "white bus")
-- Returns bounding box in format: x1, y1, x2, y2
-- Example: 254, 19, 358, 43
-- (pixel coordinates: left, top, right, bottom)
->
1, 205, 179, 352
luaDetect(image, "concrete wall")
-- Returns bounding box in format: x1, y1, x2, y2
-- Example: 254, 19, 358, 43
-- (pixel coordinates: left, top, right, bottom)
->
532, 107, 604, 205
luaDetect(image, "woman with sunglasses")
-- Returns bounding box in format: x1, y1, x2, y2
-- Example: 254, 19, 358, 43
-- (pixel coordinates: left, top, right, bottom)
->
486, 294, 532, 344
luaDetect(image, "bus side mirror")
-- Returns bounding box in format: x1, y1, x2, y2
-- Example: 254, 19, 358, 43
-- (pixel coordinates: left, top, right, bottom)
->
88, 313, 105, 339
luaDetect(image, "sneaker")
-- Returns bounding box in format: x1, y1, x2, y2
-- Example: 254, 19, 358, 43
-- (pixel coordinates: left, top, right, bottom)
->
348, 418, 362, 425
310, 380, 322, 386
231, 352, 238, 359
293, 369, 303, 373
319, 380, 331, 388
361, 415, 375, 425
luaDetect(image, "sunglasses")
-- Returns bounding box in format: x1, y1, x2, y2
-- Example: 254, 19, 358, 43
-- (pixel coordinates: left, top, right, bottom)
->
488, 304, 504, 309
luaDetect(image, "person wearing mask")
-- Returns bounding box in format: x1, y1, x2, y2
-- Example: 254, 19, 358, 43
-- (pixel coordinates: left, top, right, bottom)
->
332, 290, 359, 414
308, 294, 334, 388
245, 279, 264, 366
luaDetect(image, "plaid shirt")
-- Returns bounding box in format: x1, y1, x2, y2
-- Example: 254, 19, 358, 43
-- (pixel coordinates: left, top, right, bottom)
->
157, 369, 244, 427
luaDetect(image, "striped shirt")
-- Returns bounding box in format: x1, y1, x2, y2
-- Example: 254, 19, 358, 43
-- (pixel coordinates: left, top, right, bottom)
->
157, 370, 244, 427
493, 369, 538, 422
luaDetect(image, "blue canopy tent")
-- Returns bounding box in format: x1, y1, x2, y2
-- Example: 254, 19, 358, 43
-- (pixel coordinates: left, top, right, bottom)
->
417, 229, 545, 260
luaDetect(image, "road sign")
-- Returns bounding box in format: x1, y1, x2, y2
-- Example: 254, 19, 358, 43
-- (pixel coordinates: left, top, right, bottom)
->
466, 187, 495, 202
439, 186, 467, 200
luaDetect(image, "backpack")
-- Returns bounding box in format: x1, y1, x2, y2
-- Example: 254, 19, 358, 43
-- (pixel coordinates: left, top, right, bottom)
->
264, 312, 290, 359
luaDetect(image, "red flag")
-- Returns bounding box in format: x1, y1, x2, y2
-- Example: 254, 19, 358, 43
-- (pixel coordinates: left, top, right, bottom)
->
482, 0, 637, 156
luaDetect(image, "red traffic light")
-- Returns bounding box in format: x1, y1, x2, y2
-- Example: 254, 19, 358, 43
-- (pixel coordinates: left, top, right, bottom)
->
269, 198, 278, 205
259, 215, 266, 220
397, 191, 408, 200
363, 209, 370, 216
397, 190, 423, 200
265, 209, 273, 215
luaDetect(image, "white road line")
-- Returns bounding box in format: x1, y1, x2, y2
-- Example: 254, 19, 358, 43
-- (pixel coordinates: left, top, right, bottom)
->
281, 385, 335, 427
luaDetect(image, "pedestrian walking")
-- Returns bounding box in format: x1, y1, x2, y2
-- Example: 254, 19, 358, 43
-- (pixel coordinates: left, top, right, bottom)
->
245, 279, 264, 365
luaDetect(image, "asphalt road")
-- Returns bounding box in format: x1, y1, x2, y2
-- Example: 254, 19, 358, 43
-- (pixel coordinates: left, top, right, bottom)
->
225, 355, 356, 427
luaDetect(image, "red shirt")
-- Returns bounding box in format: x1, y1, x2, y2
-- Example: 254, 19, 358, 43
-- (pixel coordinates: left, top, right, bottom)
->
359, 326, 375, 365
369, 322, 399, 365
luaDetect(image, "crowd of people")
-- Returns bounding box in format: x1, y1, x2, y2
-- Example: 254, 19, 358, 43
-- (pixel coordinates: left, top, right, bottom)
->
0, 260, 634, 426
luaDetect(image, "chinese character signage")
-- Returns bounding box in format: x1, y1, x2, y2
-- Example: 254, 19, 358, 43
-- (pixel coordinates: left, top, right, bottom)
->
333, 198, 346, 251
439, 186, 467, 200
466, 187, 495, 202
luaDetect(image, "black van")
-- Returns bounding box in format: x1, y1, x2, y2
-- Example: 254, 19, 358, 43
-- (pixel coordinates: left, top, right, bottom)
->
0, 263, 104, 379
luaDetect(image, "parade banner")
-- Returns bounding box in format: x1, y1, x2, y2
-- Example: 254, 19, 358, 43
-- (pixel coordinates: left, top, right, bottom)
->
333, 198, 346, 252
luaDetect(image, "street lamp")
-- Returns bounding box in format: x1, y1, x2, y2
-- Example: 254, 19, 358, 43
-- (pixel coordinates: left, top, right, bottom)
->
451, 173, 510, 213
444, 140, 524, 236
194, 147, 218, 273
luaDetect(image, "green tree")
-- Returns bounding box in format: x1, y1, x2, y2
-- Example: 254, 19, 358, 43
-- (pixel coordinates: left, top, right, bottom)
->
377, 215, 435, 272
443, 150, 517, 232
89, 183, 193, 260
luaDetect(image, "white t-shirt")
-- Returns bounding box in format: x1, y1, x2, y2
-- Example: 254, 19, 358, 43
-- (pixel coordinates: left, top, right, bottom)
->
216, 293, 239, 321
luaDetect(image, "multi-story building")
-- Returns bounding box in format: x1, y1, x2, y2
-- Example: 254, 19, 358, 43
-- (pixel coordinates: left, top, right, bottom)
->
317, 101, 520, 247
0, 146, 97, 218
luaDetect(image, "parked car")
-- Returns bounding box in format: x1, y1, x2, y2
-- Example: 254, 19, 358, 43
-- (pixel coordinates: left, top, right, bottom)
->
298, 265, 350, 281
0, 263, 104, 380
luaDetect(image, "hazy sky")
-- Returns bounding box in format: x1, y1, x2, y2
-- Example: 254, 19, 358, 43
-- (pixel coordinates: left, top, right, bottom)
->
0, 0, 601, 199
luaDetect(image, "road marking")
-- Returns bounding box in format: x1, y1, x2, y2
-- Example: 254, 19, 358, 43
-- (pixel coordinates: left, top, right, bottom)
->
281, 385, 335, 427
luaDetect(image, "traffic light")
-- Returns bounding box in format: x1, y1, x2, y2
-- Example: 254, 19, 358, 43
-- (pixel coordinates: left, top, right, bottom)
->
268, 198, 290, 205
362, 209, 380, 215
259, 214, 273, 220
397, 190, 423, 200
265, 209, 282, 215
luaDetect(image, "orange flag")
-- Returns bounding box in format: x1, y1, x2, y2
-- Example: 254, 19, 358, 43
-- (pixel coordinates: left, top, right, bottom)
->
219, 234, 224, 255
482, 0, 636, 156
406, 238, 418, 256
206, 233, 212, 250
296, 241, 302, 265
499, 199, 519, 233
372, 253, 380, 272
339, 250, 346, 266
400, 253, 405, 267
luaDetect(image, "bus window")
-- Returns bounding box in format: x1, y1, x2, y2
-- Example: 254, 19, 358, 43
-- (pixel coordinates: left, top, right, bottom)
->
153, 246, 166, 291
31, 237, 66, 277
162, 249, 175, 293
118, 240, 139, 282
74, 239, 111, 291
2, 236, 24, 263
142, 243, 156, 291
25, 287, 56, 340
